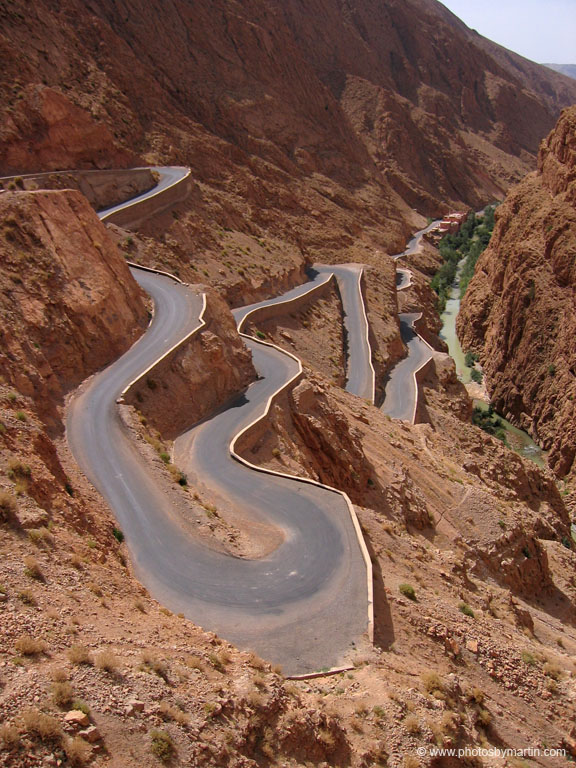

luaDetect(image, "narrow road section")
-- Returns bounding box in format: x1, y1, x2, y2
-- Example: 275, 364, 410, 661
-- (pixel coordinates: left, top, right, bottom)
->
381, 223, 437, 421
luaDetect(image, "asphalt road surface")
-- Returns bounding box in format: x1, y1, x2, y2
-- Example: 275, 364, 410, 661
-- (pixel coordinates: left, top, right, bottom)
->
396, 267, 412, 291
68, 269, 368, 673
66, 176, 371, 674
98, 166, 189, 221
393, 220, 440, 260
380, 312, 433, 421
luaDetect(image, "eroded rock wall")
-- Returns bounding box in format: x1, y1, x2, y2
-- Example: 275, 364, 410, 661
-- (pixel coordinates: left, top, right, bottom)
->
458, 106, 576, 477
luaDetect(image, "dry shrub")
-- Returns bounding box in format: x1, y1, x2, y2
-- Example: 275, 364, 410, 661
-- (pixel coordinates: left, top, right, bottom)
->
50, 666, 68, 682
543, 661, 562, 680
63, 735, 92, 765
0, 723, 20, 748
245, 691, 265, 708
421, 671, 444, 695
69, 554, 83, 570
404, 714, 421, 734
21, 708, 61, 741
94, 650, 120, 672
28, 527, 54, 546
478, 708, 492, 726
0, 491, 18, 523
18, 589, 36, 605
14, 634, 46, 656
247, 652, 266, 670
185, 655, 204, 671
253, 673, 267, 689
67, 644, 92, 666
150, 729, 174, 762
440, 711, 460, 734
159, 701, 189, 725
51, 681, 74, 708
141, 651, 168, 680
23, 555, 44, 581
87, 582, 102, 597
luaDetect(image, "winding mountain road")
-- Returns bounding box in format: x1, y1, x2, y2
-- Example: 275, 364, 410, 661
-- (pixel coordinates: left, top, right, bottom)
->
66, 169, 373, 674
381, 223, 437, 421
98, 166, 190, 222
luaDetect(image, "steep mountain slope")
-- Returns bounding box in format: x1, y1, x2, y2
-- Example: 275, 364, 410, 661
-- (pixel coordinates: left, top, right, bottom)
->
545, 64, 576, 80
458, 106, 576, 478
1, 0, 576, 248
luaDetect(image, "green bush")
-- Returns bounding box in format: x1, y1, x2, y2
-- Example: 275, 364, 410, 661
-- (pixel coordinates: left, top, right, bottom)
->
470, 368, 483, 384
399, 583, 416, 601
458, 602, 475, 618
150, 729, 174, 762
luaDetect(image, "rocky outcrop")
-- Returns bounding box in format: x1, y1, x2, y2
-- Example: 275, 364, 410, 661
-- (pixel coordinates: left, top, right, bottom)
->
236, 375, 375, 504
0, 189, 148, 427
0, 85, 138, 173
124, 291, 256, 439
419, 353, 472, 423
458, 106, 576, 477
0, 167, 157, 212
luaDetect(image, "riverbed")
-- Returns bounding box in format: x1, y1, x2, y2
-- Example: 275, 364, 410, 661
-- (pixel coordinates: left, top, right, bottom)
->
439, 261, 546, 468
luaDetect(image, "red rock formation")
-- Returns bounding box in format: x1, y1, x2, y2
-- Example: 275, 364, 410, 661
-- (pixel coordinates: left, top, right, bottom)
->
0, 189, 148, 426
458, 107, 576, 477
1, 0, 576, 234
124, 291, 256, 439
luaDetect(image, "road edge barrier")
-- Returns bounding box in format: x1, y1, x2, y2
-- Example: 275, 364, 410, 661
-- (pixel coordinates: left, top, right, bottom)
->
357, 268, 377, 404
233, 275, 375, 645
99, 167, 192, 228
117, 265, 207, 402
408, 312, 435, 425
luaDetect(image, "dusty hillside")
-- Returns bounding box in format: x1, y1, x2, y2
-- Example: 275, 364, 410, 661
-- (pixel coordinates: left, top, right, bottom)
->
458, 106, 576, 478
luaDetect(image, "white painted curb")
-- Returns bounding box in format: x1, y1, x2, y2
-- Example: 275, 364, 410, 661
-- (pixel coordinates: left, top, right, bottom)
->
99, 167, 191, 223
357, 269, 377, 404
408, 316, 435, 425
233, 277, 375, 645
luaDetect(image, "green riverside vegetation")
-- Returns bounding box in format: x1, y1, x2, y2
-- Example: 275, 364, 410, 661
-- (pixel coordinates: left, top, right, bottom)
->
472, 404, 507, 442
430, 205, 496, 313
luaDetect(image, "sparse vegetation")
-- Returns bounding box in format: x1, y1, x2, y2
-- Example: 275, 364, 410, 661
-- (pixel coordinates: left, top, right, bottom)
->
159, 701, 190, 725
51, 680, 74, 707
404, 714, 421, 734
458, 602, 475, 618
68, 644, 92, 665
0, 723, 20, 749
94, 649, 120, 672
421, 671, 444, 696
521, 650, 537, 666
141, 651, 168, 680
0, 490, 18, 522
20, 708, 62, 741
63, 735, 92, 765
472, 404, 506, 441
14, 634, 46, 656
399, 583, 416, 601
112, 527, 124, 543
150, 729, 175, 761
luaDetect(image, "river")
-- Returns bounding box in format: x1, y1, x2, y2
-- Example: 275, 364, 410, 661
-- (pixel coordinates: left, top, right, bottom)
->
439, 259, 546, 468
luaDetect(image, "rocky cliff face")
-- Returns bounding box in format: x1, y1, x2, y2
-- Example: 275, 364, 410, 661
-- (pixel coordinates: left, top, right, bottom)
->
124, 291, 256, 439
0, 189, 148, 426
458, 106, 576, 477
